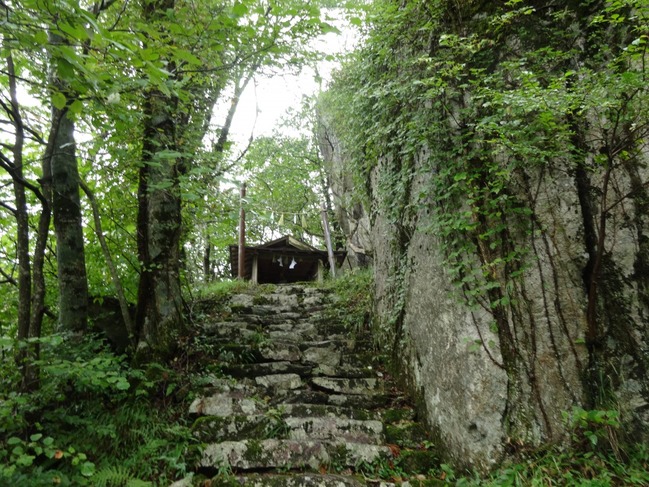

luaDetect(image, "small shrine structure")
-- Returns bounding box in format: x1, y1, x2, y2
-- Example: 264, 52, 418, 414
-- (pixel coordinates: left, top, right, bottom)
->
228, 235, 346, 284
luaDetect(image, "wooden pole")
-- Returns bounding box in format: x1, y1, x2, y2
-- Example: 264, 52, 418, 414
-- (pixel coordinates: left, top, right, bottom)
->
238, 182, 246, 279
320, 203, 336, 278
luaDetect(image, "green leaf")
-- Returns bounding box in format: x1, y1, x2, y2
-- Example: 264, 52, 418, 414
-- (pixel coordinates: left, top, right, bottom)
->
34, 30, 48, 45
174, 49, 202, 66
80, 461, 96, 477
69, 99, 84, 114
59, 22, 88, 41
52, 91, 68, 110
30, 433, 43, 442
232, 2, 249, 16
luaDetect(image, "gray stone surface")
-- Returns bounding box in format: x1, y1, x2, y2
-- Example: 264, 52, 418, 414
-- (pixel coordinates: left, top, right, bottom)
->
190, 283, 428, 483
312, 377, 380, 395
234, 474, 365, 487
255, 374, 303, 391
285, 417, 384, 444
303, 346, 342, 367
189, 392, 261, 417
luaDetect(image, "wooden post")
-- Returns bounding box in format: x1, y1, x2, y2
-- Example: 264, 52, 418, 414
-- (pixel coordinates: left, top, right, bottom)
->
320, 203, 336, 278
251, 255, 258, 284
238, 182, 246, 279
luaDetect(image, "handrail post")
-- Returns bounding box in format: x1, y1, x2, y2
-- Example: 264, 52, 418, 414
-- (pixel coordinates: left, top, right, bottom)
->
238, 182, 246, 279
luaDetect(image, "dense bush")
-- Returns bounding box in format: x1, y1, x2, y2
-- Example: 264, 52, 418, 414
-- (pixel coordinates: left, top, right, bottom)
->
0, 334, 199, 486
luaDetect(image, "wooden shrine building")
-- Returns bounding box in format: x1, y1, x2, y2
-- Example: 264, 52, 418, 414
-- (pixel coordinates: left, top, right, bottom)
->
229, 235, 346, 284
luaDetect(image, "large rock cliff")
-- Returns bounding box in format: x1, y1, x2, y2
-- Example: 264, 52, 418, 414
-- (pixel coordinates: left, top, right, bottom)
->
319, 0, 649, 469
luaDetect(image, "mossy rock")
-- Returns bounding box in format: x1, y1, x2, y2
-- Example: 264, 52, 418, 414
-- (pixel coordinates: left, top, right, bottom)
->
385, 421, 430, 448
395, 449, 440, 474
380, 408, 416, 423
252, 295, 271, 305
229, 304, 252, 314
192, 415, 287, 442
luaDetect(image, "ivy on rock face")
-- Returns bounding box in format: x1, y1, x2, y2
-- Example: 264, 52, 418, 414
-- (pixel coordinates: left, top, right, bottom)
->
323, 0, 649, 445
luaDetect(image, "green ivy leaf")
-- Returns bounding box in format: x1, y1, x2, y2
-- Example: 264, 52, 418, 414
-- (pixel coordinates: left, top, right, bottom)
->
52, 92, 67, 110
232, 2, 249, 17
69, 99, 84, 114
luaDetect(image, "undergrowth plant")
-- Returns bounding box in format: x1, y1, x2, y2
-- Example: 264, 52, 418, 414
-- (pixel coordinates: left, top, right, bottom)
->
320, 268, 374, 337
0, 333, 199, 486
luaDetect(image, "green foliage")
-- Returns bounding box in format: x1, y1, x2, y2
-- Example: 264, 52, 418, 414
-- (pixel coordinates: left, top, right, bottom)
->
324, 0, 649, 311
0, 334, 199, 485
321, 268, 374, 335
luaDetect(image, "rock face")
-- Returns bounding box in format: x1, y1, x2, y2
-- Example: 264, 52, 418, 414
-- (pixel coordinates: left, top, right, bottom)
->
318, 1, 649, 469
189, 285, 437, 485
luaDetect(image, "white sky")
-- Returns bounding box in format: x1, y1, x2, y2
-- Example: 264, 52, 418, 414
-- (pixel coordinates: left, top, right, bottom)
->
219, 16, 359, 148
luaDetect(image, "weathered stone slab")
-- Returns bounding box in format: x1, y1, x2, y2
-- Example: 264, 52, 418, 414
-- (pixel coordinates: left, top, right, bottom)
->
193, 414, 275, 442
265, 293, 299, 308
201, 321, 257, 337
312, 364, 373, 379
327, 394, 389, 409
312, 377, 380, 395
268, 325, 318, 342
230, 294, 255, 307
303, 347, 341, 367
283, 403, 373, 421
285, 417, 384, 444
189, 392, 261, 417
224, 362, 313, 379
300, 339, 355, 353
256, 374, 303, 391
259, 342, 302, 362
200, 439, 329, 470
200, 439, 391, 471
233, 473, 365, 487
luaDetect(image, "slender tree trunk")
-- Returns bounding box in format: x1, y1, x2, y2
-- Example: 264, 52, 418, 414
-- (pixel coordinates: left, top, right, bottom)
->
5, 51, 31, 344
48, 30, 88, 331
5, 50, 33, 390
81, 180, 136, 348
135, 0, 185, 359
48, 105, 88, 331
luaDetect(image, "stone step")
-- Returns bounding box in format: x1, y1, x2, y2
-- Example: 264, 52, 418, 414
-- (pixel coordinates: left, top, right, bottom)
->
312, 364, 376, 379
193, 414, 384, 445
282, 403, 375, 421
223, 361, 314, 379
255, 373, 304, 391
189, 391, 264, 417
311, 377, 382, 395
285, 417, 384, 444
267, 323, 320, 341
280, 390, 389, 410
232, 473, 366, 486
300, 339, 357, 353
199, 439, 392, 471
193, 414, 276, 442
201, 321, 261, 338
259, 341, 302, 362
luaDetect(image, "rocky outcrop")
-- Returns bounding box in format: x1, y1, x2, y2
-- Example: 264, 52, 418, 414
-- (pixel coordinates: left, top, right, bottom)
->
188, 285, 437, 486
318, 0, 649, 469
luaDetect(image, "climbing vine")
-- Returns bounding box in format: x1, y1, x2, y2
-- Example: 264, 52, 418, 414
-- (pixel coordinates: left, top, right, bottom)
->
323, 0, 649, 441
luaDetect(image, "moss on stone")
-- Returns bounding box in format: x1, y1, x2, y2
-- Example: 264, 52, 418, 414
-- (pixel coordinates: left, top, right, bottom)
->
243, 439, 265, 464
385, 422, 430, 448
381, 408, 416, 423
396, 449, 440, 474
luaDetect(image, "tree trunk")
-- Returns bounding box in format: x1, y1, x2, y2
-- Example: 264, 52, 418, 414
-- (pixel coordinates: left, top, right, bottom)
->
49, 104, 88, 331
135, 0, 185, 359
48, 29, 88, 332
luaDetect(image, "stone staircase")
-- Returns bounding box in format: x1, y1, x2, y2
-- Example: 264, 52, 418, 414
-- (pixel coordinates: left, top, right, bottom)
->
187, 284, 438, 486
